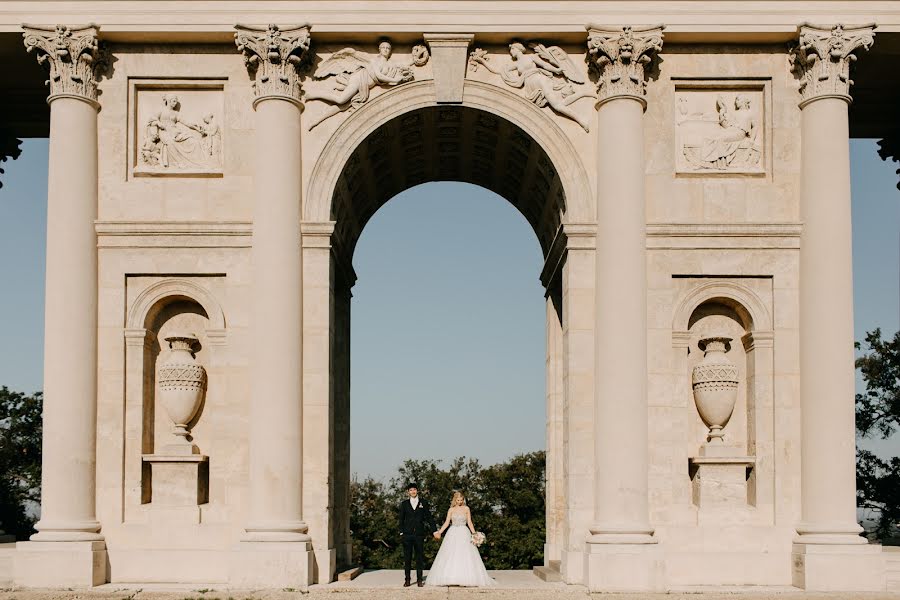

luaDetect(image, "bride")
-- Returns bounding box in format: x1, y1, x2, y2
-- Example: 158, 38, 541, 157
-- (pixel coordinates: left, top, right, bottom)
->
426, 491, 496, 587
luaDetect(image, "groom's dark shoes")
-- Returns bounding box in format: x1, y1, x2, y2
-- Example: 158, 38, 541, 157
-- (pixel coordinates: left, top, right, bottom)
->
403, 579, 411, 587
417, 580, 424, 587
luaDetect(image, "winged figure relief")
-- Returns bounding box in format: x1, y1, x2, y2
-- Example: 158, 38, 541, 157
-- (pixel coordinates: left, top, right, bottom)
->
305, 40, 429, 130
469, 42, 595, 132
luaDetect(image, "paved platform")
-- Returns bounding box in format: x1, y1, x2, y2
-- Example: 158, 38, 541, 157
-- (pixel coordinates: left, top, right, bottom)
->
1, 570, 900, 599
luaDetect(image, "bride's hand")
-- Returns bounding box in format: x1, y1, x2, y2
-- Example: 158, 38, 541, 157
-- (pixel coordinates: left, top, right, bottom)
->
433, 532, 441, 540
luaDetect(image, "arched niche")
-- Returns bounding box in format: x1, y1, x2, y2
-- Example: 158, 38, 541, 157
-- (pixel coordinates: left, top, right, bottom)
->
671, 281, 776, 517
122, 278, 226, 515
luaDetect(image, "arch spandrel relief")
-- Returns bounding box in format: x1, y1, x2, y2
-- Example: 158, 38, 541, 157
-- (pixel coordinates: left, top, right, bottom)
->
304, 40, 430, 130
467, 42, 595, 132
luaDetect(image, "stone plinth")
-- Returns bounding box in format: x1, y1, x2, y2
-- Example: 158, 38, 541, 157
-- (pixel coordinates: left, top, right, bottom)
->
229, 541, 314, 589
14, 541, 107, 587
142, 454, 209, 506
792, 542, 885, 591
689, 447, 755, 513
585, 542, 665, 592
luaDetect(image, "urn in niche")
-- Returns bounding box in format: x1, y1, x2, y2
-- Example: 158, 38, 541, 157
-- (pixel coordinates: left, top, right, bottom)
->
691, 336, 739, 444
157, 332, 207, 454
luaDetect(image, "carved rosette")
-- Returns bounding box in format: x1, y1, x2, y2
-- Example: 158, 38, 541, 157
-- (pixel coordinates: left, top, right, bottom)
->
234, 23, 312, 107
586, 25, 664, 107
790, 23, 875, 108
23, 24, 107, 106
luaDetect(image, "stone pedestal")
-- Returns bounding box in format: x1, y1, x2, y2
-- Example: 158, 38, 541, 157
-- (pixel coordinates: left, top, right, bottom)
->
142, 454, 209, 506
585, 542, 665, 592
229, 541, 314, 589
15, 541, 107, 587
689, 446, 755, 515
792, 543, 885, 591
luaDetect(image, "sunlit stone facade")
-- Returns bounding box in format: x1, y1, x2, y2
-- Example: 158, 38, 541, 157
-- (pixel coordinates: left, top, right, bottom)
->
2, 1, 899, 592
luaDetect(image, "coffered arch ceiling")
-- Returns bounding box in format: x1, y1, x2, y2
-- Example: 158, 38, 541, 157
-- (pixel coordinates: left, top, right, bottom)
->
330, 105, 565, 260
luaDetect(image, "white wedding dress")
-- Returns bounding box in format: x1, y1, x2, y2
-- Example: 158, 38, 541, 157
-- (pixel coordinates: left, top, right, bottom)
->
425, 511, 496, 587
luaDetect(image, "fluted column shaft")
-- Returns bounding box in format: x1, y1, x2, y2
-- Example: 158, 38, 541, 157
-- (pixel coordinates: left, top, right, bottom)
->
235, 23, 312, 542
23, 24, 104, 542
586, 25, 663, 544
793, 23, 875, 544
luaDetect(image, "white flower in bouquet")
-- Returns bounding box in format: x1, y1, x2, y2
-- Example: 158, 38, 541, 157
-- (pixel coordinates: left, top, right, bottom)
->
471, 531, 486, 547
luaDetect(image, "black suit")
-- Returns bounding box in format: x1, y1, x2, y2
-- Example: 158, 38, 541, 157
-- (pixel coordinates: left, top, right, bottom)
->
398, 497, 435, 582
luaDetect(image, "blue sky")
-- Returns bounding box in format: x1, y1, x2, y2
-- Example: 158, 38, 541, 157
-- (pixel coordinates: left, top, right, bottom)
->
0, 138, 897, 480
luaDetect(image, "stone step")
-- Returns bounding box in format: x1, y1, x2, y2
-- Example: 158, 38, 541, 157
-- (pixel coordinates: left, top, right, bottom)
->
532, 565, 562, 582
337, 565, 364, 581
549, 560, 561, 572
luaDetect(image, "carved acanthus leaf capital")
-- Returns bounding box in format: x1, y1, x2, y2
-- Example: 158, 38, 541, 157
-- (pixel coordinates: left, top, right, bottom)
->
234, 24, 312, 107
586, 25, 664, 106
23, 24, 107, 105
790, 23, 875, 107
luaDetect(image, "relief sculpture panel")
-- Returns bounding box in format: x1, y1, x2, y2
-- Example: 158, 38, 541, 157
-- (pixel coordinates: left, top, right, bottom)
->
675, 86, 765, 175
132, 84, 224, 176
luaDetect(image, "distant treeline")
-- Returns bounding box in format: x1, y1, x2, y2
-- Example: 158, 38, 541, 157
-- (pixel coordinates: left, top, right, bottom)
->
350, 452, 546, 570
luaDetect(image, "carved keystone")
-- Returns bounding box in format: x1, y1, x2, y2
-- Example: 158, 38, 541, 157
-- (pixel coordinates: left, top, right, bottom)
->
790, 23, 875, 107
234, 23, 312, 107
586, 24, 664, 107
424, 33, 474, 103
23, 24, 107, 106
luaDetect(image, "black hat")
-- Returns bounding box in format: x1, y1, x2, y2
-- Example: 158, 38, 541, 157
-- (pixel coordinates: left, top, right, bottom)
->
406, 482, 419, 490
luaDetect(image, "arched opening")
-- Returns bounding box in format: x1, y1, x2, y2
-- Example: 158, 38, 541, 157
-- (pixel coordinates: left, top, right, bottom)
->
315, 104, 571, 578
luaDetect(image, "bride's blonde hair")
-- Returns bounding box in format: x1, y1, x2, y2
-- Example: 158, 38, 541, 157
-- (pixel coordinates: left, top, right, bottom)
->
450, 491, 466, 508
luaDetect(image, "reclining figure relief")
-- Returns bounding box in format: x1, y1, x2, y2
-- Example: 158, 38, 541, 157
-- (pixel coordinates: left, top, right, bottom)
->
305, 40, 430, 130
468, 43, 595, 132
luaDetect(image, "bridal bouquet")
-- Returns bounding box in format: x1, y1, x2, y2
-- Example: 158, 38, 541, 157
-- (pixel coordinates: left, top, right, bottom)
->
471, 531, 486, 547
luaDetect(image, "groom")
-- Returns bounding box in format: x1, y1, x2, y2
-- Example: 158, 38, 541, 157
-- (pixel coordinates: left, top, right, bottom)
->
398, 482, 435, 587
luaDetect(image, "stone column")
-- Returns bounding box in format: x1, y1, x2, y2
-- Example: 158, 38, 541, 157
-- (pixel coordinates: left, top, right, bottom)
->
790, 23, 884, 592
584, 25, 665, 592
14, 24, 108, 588
230, 23, 315, 589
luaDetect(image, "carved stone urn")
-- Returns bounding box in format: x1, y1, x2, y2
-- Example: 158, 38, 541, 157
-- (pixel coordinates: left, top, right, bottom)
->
691, 336, 740, 444
157, 332, 207, 454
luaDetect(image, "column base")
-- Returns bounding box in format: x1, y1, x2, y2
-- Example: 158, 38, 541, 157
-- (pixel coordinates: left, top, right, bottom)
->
229, 541, 313, 589
585, 541, 665, 591
312, 547, 336, 584
14, 541, 107, 587
792, 542, 885, 591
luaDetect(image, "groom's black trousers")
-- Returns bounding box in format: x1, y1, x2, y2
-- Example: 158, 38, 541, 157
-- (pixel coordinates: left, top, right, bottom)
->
402, 535, 425, 582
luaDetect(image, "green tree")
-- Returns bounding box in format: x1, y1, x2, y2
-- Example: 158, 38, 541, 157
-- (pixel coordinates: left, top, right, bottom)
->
0, 387, 42, 539
856, 328, 900, 540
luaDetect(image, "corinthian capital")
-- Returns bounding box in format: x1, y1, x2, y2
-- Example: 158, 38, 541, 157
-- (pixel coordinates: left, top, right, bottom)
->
790, 23, 875, 107
586, 25, 664, 106
234, 24, 312, 107
23, 24, 106, 106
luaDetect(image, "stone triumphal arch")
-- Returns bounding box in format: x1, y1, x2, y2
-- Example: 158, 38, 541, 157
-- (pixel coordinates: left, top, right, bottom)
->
3, 1, 900, 593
